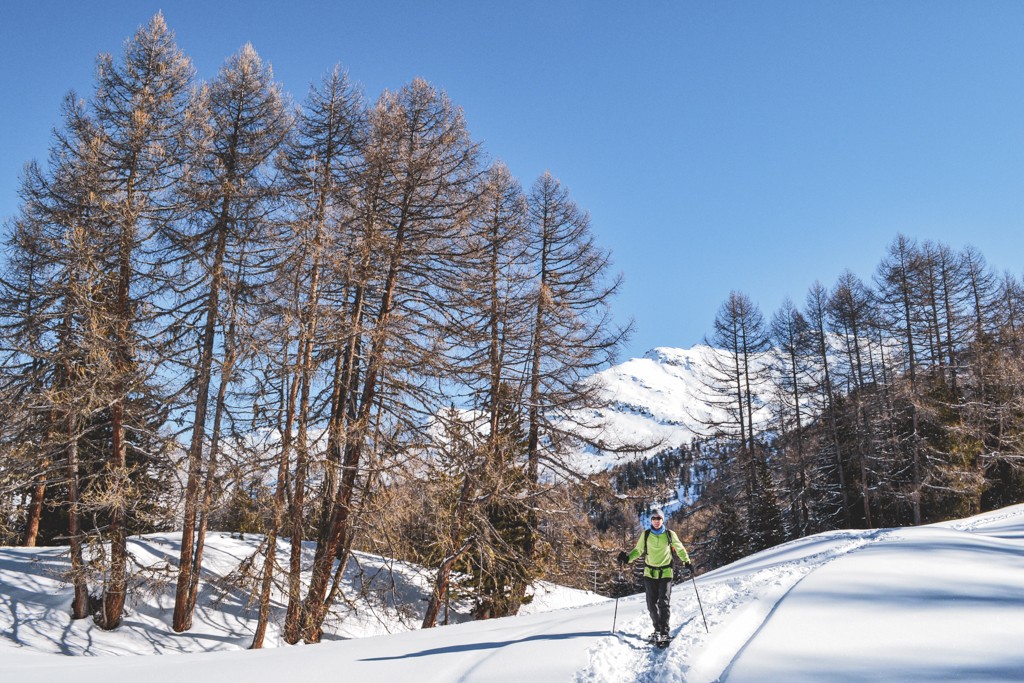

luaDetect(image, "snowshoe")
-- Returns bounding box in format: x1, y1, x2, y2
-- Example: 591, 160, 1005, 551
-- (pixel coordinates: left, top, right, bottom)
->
656, 632, 671, 648
647, 631, 659, 643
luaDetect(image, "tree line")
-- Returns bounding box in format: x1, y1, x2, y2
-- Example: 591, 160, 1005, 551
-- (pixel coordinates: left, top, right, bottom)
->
671, 235, 1024, 568
0, 14, 629, 643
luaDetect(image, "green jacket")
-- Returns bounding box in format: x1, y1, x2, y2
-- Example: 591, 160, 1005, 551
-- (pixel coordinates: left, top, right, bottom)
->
626, 528, 690, 579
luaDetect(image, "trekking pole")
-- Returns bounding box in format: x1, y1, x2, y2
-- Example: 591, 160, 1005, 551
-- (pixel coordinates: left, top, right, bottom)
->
611, 568, 622, 634
689, 567, 709, 633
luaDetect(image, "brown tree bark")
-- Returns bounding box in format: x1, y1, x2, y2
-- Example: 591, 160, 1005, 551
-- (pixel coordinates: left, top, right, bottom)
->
22, 474, 45, 547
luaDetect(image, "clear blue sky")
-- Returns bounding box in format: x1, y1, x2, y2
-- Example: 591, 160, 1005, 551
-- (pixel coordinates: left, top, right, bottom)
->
3, 1, 1024, 360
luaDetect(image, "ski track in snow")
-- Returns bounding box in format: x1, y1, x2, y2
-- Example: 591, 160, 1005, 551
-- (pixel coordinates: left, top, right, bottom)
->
574, 530, 893, 683
937, 503, 1024, 533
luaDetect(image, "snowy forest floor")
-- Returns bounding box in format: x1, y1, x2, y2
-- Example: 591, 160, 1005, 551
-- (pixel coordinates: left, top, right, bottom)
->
3, 504, 1024, 682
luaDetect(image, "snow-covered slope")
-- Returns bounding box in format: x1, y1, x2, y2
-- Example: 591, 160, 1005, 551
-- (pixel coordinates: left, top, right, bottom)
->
0, 533, 604, 656
4, 505, 1024, 681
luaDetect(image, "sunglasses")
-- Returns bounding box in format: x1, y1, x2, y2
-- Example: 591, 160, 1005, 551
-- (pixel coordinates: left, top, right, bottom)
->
651, 516, 663, 521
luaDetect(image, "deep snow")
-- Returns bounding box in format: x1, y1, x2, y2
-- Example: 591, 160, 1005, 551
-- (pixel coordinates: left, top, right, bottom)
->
3, 504, 1024, 681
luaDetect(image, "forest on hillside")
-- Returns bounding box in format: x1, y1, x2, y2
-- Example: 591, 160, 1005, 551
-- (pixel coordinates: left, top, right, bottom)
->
610, 235, 1024, 572
0, 15, 629, 643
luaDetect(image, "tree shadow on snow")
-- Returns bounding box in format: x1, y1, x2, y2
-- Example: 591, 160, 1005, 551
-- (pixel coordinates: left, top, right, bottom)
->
360, 630, 607, 661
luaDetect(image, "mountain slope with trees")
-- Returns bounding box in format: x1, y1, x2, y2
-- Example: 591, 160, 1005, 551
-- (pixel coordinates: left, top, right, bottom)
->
592, 235, 1024, 574
2, 13, 1024, 652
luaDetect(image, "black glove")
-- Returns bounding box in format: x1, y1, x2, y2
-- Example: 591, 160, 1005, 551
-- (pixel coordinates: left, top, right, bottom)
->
616, 550, 629, 567
683, 560, 693, 571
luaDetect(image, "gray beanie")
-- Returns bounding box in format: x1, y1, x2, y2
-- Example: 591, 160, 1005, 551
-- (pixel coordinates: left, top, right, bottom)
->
650, 508, 665, 519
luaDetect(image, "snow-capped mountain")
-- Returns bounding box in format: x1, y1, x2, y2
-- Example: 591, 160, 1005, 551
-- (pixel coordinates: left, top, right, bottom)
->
569, 345, 774, 473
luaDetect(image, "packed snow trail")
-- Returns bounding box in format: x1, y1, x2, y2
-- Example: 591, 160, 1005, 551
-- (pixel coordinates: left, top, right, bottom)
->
575, 529, 890, 683
579, 504, 1024, 682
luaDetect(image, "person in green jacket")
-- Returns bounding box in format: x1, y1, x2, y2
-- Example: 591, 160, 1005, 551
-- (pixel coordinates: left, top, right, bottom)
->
616, 508, 691, 645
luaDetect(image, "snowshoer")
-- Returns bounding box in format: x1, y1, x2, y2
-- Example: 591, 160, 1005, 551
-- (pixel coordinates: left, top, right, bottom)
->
616, 508, 691, 647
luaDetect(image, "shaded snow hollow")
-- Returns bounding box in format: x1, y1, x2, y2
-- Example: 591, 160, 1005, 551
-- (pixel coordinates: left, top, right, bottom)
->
3, 504, 1024, 681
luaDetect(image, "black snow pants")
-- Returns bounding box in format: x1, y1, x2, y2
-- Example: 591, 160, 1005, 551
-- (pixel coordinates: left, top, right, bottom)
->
644, 576, 672, 633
